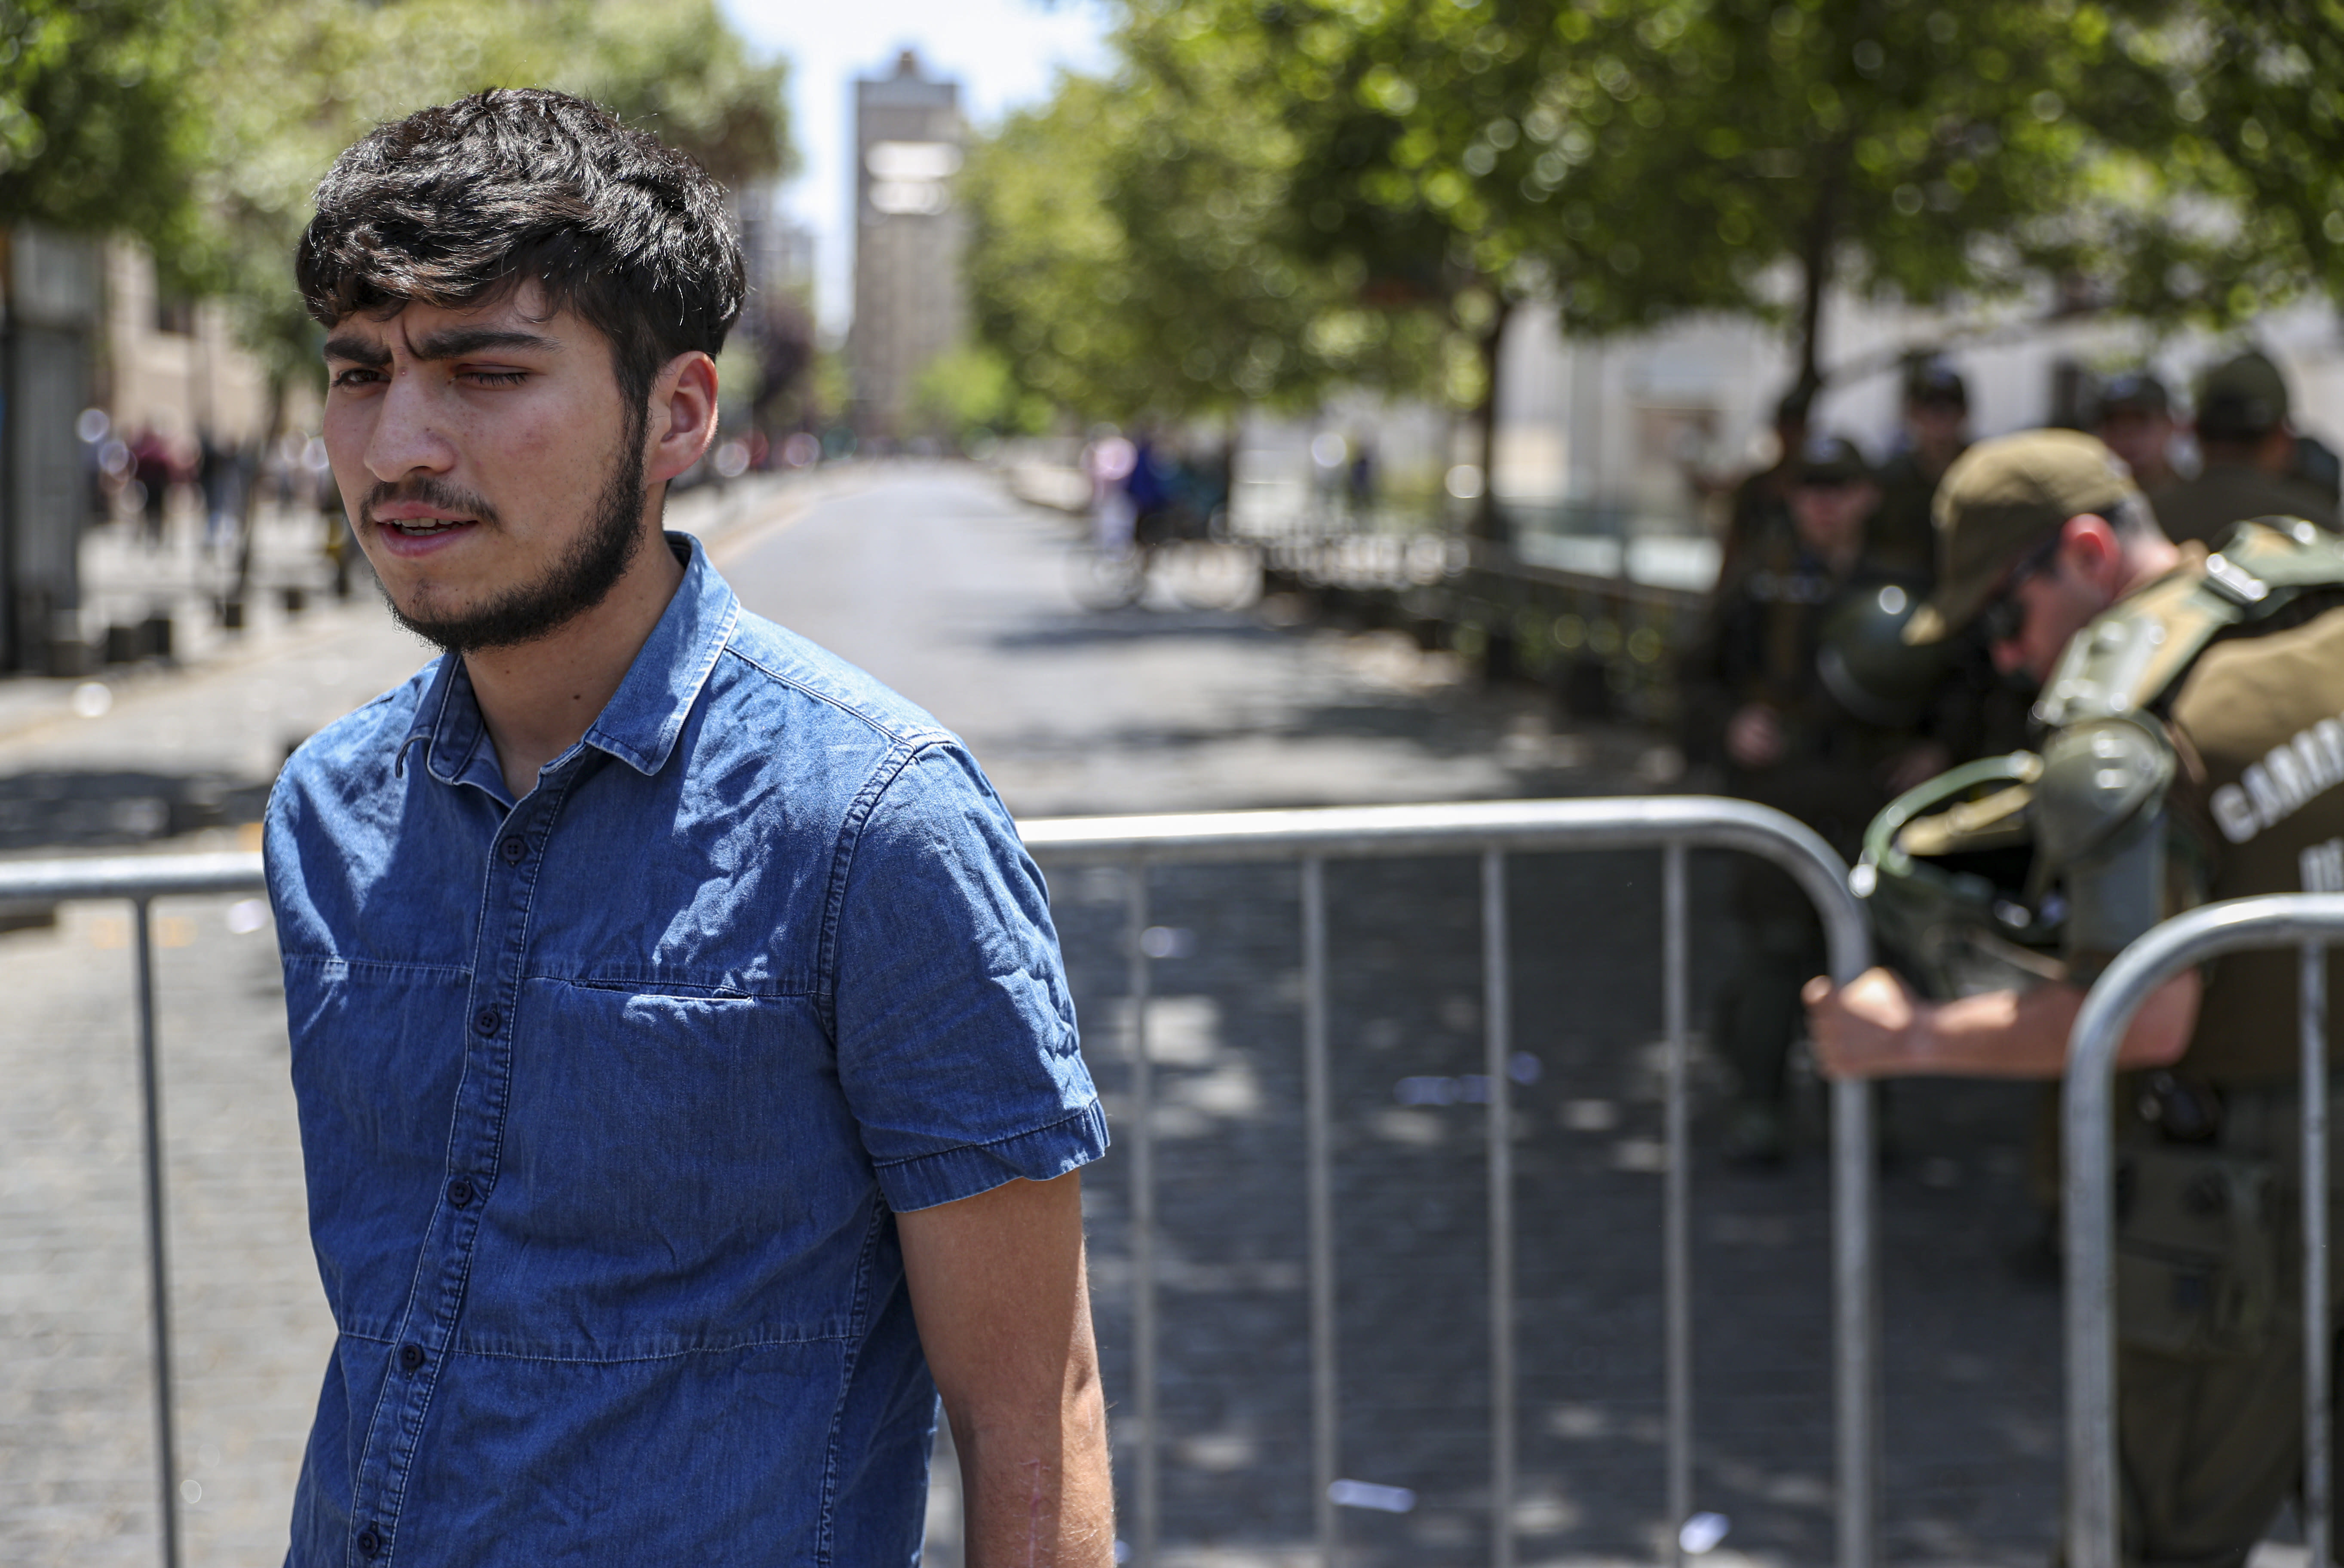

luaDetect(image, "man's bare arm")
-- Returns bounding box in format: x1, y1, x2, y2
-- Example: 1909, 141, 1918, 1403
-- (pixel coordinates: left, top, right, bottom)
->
899, 1171, 1114, 1567
1803, 965, 2201, 1079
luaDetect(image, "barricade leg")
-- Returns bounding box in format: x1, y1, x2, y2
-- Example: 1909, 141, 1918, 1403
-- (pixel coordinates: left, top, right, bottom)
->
1483, 850, 1515, 1568
1834, 1073, 1876, 1568
1665, 842, 1694, 1568
135, 897, 183, 1568
2306, 942, 2331, 1568
2064, 896, 2344, 1568
1126, 864, 1159, 1564
1303, 857, 1341, 1565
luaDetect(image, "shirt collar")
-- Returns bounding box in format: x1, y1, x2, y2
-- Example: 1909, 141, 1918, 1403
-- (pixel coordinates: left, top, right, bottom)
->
396, 531, 740, 786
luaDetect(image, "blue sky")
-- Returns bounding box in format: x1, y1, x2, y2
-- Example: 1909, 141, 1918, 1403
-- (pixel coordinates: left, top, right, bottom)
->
717, 0, 1117, 334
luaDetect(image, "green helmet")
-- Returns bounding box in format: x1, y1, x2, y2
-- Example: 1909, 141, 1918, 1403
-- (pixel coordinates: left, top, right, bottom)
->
1850, 752, 2067, 999
1818, 579, 1954, 728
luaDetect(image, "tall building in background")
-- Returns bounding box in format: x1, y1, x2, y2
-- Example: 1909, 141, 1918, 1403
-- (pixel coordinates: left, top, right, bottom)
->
849, 50, 965, 444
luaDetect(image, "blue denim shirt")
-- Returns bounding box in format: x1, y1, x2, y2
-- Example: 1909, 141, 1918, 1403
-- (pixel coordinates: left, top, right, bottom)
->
264, 534, 1107, 1566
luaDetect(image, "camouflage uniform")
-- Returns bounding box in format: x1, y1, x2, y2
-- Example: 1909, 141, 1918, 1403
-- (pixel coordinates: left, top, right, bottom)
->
1682, 438, 1934, 1157
1903, 430, 2344, 1567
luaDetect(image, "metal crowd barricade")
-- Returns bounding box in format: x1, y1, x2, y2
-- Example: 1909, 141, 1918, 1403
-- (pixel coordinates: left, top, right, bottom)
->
2064, 893, 2344, 1568
6, 796, 1876, 1568
1019, 797, 1876, 1568
0, 851, 271, 1568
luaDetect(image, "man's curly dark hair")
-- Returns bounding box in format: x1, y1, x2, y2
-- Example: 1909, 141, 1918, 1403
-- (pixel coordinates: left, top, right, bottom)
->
297, 88, 746, 422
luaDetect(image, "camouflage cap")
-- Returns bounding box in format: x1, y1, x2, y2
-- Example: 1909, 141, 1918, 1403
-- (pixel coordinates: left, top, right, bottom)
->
1902, 429, 2142, 646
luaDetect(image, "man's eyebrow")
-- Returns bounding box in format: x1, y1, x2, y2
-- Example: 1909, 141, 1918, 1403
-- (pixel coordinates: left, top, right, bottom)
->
322, 334, 391, 367
407, 327, 562, 361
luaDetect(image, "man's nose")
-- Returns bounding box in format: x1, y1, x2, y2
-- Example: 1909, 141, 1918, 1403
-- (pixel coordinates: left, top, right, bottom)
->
364, 371, 456, 483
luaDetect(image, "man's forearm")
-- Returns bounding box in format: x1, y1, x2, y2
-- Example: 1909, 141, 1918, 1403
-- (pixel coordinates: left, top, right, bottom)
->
1906, 973, 2197, 1077
1898, 981, 2080, 1076
954, 1388, 1115, 1567
1806, 965, 2201, 1079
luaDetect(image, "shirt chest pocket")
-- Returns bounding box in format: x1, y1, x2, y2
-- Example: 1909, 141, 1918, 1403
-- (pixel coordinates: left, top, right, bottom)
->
492, 979, 866, 1252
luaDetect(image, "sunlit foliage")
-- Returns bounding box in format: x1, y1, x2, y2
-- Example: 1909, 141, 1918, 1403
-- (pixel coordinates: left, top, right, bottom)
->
971, 0, 2344, 444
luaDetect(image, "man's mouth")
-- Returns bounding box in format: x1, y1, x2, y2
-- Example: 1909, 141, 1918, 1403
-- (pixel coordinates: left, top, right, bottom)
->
377, 514, 479, 538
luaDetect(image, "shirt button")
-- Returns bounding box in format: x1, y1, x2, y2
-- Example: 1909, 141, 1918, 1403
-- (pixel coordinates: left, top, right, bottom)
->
357, 1526, 384, 1558
447, 1178, 474, 1208
500, 835, 526, 865
474, 1007, 500, 1036
399, 1344, 426, 1373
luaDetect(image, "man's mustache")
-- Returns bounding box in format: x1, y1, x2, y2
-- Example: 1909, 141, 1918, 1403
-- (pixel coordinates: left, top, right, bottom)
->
359, 477, 502, 529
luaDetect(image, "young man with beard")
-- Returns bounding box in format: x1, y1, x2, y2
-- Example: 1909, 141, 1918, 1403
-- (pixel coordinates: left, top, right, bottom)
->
265, 90, 1112, 1564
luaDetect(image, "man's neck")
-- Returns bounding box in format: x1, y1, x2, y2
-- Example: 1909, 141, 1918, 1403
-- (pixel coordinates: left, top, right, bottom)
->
465, 520, 687, 800
2113, 535, 2186, 603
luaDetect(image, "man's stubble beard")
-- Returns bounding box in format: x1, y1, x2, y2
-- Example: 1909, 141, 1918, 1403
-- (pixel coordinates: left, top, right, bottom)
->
374, 424, 651, 656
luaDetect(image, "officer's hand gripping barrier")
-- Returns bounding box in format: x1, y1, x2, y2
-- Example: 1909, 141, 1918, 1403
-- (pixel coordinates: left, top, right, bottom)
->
2064, 894, 2344, 1568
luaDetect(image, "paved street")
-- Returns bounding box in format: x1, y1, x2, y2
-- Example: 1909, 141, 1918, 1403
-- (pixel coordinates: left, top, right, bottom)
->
0, 464, 2069, 1567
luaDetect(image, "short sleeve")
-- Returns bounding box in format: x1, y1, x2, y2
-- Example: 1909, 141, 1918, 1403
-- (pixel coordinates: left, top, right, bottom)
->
828, 743, 1107, 1211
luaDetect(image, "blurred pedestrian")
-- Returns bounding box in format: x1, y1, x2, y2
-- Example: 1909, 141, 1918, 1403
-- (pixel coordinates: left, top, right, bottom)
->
1126, 429, 1175, 545
2157, 349, 2337, 544
1085, 427, 1137, 552
2092, 371, 2180, 493
198, 430, 245, 555
273, 88, 1112, 1562
1868, 357, 1970, 582
1681, 433, 1943, 1165
1808, 430, 2344, 1566
129, 426, 173, 548
1347, 435, 1378, 524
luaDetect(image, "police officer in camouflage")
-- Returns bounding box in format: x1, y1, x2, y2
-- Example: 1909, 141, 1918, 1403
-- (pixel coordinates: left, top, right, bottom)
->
2094, 371, 2181, 496
1807, 429, 2344, 1568
2157, 350, 2337, 546
1682, 434, 1945, 1164
1867, 357, 1972, 582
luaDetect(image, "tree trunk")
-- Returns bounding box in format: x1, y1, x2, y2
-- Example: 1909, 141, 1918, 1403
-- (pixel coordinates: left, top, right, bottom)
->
1470, 294, 1514, 545
1218, 410, 1241, 537
1792, 151, 1847, 407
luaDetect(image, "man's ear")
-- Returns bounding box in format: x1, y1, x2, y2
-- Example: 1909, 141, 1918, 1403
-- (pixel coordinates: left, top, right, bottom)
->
2060, 513, 2124, 591
644, 351, 720, 486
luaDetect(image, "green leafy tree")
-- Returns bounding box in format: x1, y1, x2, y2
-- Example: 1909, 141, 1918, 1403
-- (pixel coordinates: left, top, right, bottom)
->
981, 0, 2340, 539
1119, 0, 1605, 533
962, 64, 1442, 431
1546, 0, 2229, 399
2116, 0, 2344, 325
0, 0, 211, 244
909, 343, 1047, 441
184, 0, 792, 388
